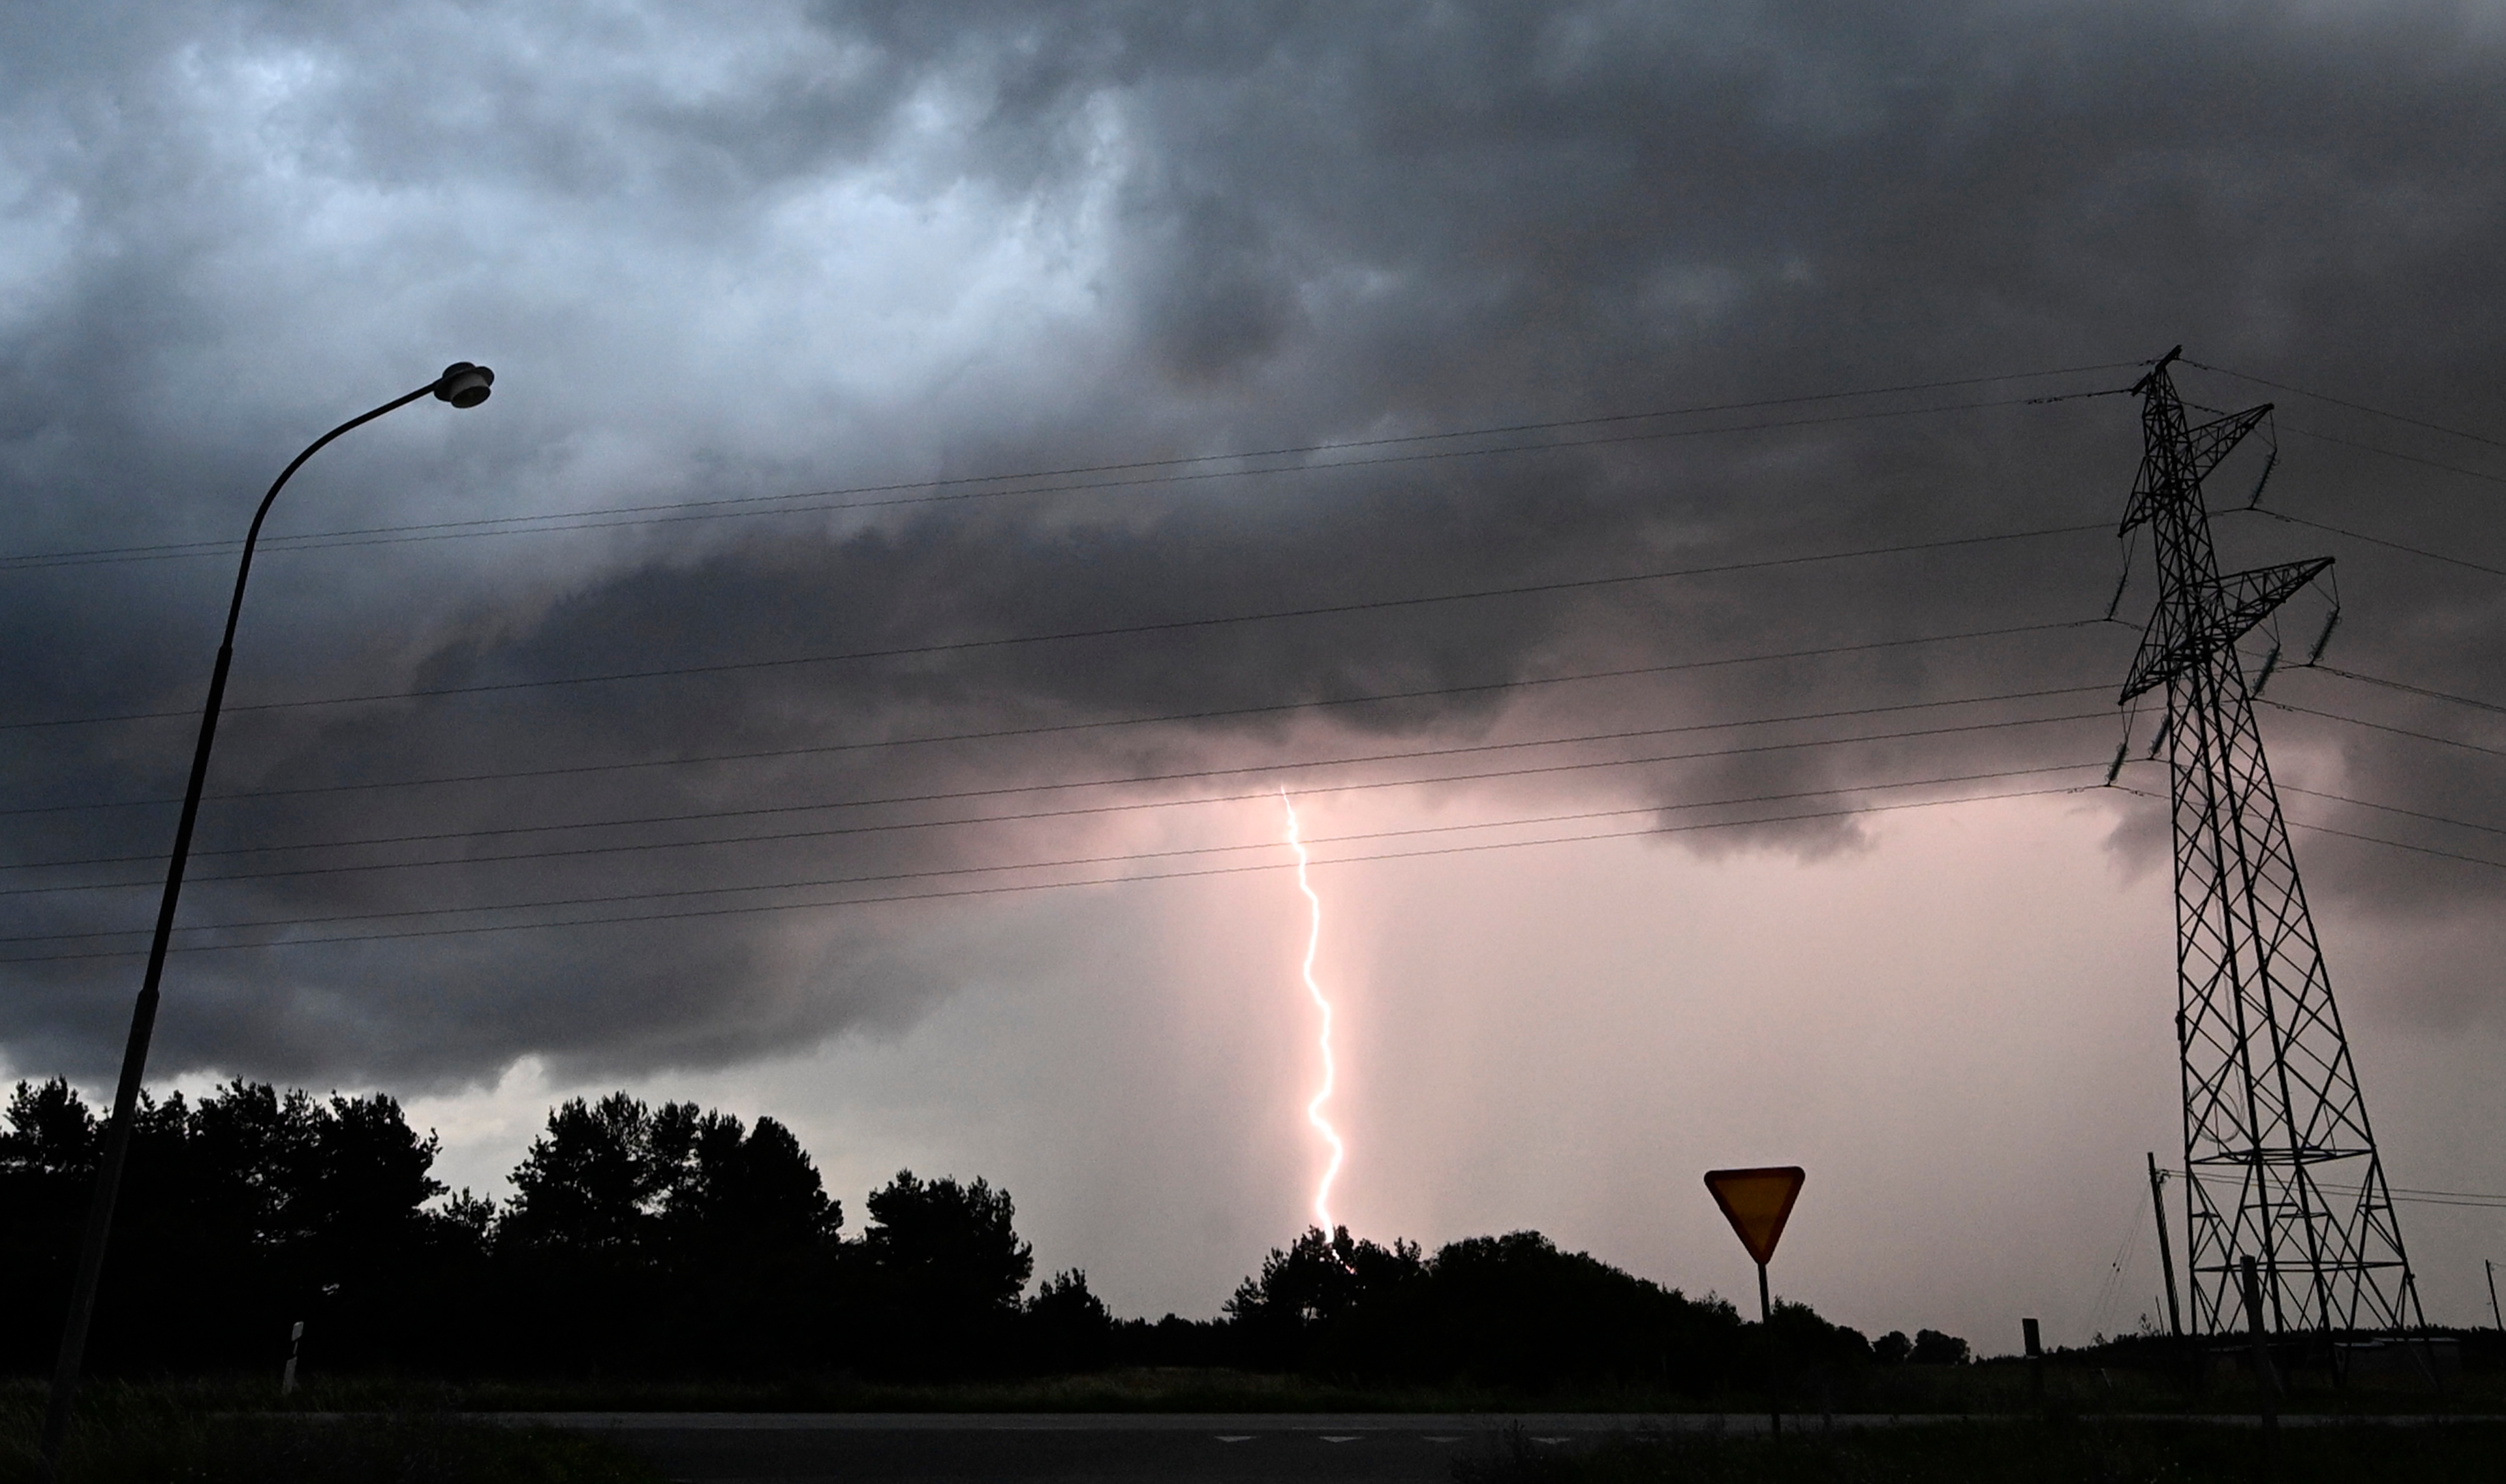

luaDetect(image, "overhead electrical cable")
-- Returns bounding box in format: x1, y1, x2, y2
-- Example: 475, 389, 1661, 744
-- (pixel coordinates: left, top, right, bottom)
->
14, 668, 2481, 890
1, 702, 2122, 891
26, 745, 2506, 959
14, 692, 2498, 956
2278, 783, 2506, 841
2179, 396, 2505, 491
75, 695, 2487, 901
2274, 429, 2506, 489
0, 761, 2112, 949
2244, 510, 2506, 582
0, 617, 2107, 820
0, 777, 2112, 966
2364, 1186, 2506, 1211
0, 362, 2144, 573
2186, 360, 2506, 453
2111, 758, 2506, 846
0, 682, 2112, 872
2280, 819, 2506, 874
2111, 782, 2506, 874
2182, 1166, 2506, 1211
0, 521, 2112, 733
2259, 700, 2506, 762
2301, 664, 2506, 719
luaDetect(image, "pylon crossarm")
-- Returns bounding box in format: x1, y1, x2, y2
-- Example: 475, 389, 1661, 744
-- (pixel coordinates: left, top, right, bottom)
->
2118, 401, 2272, 533
2120, 557, 2334, 702
2182, 404, 2276, 484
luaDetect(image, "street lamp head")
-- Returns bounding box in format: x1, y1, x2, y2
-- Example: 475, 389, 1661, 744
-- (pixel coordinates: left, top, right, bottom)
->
433, 362, 495, 409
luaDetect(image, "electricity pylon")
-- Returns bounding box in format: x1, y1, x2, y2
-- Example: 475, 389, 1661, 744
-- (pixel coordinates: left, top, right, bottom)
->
2116, 348, 2424, 1337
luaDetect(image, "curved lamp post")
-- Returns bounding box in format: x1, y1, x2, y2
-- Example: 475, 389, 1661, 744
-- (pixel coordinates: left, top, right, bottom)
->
42, 362, 497, 1462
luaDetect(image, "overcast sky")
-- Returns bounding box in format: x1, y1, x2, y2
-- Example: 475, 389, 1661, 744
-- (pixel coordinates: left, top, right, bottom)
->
5, 1, 2505, 1350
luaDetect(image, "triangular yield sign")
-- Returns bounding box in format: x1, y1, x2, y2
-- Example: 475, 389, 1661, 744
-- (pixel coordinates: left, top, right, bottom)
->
1703, 1166, 1804, 1266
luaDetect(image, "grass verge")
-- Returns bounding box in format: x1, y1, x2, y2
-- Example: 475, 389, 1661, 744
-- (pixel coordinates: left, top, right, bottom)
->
0, 1386, 662, 1484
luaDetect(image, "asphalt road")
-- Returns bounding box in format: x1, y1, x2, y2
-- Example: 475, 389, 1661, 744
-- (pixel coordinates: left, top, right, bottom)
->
521, 1413, 1707, 1483
514, 1410, 2490, 1481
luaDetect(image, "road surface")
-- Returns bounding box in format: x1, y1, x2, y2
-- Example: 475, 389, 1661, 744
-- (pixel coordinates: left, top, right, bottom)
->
510, 1410, 2494, 1481
518, 1412, 1713, 1483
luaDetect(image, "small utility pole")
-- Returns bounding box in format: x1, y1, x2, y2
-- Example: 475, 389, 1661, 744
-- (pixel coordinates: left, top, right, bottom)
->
2147, 1153, 2183, 1340
2488, 1260, 2501, 1333
2240, 1256, 2280, 1482
1757, 1261, 1778, 1436
2240, 1257, 2280, 1422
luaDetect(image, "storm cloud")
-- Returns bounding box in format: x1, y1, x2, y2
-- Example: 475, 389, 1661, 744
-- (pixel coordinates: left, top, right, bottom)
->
3, 0, 2503, 1110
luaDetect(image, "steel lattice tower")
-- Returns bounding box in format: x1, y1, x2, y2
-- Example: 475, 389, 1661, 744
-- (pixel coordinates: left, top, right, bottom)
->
2117, 349, 2424, 1337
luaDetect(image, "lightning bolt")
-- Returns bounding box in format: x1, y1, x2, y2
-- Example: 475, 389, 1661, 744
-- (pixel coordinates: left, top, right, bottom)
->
1280, 788, 1346, 1235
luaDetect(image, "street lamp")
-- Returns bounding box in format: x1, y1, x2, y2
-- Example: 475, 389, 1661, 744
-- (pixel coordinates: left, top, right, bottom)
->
40, 362, 497, 1464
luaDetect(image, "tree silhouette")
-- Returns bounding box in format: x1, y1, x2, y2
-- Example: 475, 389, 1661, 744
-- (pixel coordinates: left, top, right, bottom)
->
307, 1092, 446, 1256
2, 1079, 98, 1178
0, 1079, 463, 1374
185, 1081, 320, 1250
1225, 1226, 1422, 1364
653, 1109, 842, 1257
0, 1075, 1917, 1392
1910, 1327, 1971, 1365
858, 1169, 1034, 1374
862, 1170, 1033, 1310
499, 1092, 662, 1257
1027, 1269, 1115, 1371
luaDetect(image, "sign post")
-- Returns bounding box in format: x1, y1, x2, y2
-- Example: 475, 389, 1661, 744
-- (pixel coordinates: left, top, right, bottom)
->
1704, 1166, 1806, 1436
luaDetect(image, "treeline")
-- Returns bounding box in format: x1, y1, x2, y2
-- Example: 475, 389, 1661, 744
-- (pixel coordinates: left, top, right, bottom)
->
0, 1079, 1954, 1391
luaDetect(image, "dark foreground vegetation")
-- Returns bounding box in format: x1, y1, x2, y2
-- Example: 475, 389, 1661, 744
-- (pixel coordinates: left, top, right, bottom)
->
0, 1387, 658, 1484
1458, 1419, 2506, 1484
0, 1079, 1881, 1397
4, 1077, 2494, 1427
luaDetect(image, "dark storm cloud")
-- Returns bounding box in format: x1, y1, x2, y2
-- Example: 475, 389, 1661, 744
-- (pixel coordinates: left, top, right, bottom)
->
4, 1, 2504, 1083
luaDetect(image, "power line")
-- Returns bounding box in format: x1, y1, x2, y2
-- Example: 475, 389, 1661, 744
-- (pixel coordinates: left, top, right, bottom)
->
2302, 664, 2506, 719
2260, 699, 2506, 762
10, 683, 2110, 869
2112, 783, 2506, 874
2272, 425, 2506, 490
135, 687, 2505, 951
2178, 393, 2504, 499
0, 362, 2144, 574
0, 777, 2108, 966
0, 762, 2109, 949
4, 682, 2111, 872
2244, 509, 2506, 583
15, 699, 2498, 961
2182, 1166, 2506, 1211
14, 665, 2487, 894
2285, 819, 2506, 874
0, 521, 2113, 732
2280, 783, 2506, 842
110, 670, 2506, 946
2111, 752, 2506, 852
0, 617, 2111, 820
107, 666, 2506, 886
4, 702, 2121, 891
2186, 360, 2506, 454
